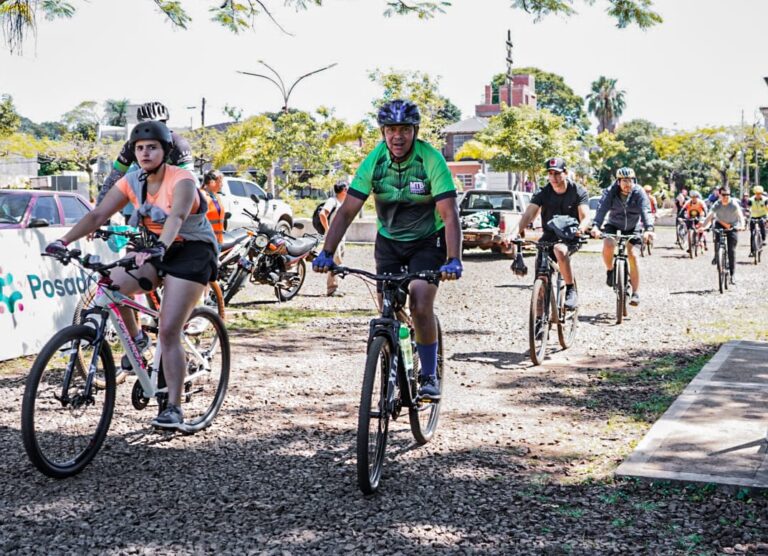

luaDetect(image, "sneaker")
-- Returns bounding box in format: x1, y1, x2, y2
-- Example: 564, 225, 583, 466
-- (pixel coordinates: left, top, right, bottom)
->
185, 317, 210, 335
711, 256, 717, 265
629, 292, 640, 306
606, 269, 614, 288
151, 404, 184, 430
564, 288, 578, 310
730, 276, 736, 286
120, 331, 151, 372
418, 375, 441, 401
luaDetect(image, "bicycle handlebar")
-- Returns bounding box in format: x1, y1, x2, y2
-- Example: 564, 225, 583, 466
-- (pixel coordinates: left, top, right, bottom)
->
512, 237, 588, 248
43, 248, 139, 274
332, 266, 442, 283
599, 232, 643, 241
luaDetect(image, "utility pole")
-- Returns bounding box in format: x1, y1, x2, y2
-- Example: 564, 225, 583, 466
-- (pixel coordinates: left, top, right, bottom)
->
505, 29, 515, 190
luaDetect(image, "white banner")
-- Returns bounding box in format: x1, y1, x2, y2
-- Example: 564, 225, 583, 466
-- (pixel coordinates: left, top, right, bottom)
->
0, 229, 119, 361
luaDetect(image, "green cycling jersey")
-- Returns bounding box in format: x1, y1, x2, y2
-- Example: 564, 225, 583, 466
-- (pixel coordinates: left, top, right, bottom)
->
349, 139, 456, 242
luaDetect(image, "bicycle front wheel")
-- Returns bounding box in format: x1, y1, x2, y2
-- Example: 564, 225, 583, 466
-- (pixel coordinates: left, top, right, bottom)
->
357, 335, 392, 494
21, 325, 116, 478
409, 316, 443, 445
717, 246, 725, 294
179, 307, 230, 432
529, 278, 551, 365
557, 280, 578, 349
615, 263, 625, 324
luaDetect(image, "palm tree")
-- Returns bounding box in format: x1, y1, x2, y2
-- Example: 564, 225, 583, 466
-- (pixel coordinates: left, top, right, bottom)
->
586, 77, 626, 133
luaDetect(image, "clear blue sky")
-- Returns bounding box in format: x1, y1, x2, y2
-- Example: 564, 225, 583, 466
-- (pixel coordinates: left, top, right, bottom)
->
1, 0, 767, 131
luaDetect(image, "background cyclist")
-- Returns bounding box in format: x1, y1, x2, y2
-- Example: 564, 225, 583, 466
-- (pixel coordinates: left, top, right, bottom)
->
45, 121, 218, 430
590, 167, 654, 306
748, 185, 767, 256
312, 99, 462, 400
516, 157, 590, 310
702, 188, 745, 285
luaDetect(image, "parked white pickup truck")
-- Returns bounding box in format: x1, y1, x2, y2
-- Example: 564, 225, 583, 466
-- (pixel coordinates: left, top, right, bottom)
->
458, 189, 542, 254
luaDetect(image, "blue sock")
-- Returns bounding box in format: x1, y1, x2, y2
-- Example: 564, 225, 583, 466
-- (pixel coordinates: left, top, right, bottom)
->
417, 342, 438, 378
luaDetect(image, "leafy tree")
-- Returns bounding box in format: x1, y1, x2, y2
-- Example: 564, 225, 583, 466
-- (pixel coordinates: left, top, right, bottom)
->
17, 117, 67, 139
0, 131, 50, 159
438, 96, 461, 125
0, 93, 20, 137
186, 127, 224, 174
653, 127, 744, 191
584, 131, 627, 190
40, 132, 119, 195
103, 98, 129, 126
369, 69, 453, 148
456, 105, 580, 180
61, 100, 101, 137
493, 67, 589, 134
2, 0, 662, 53
586, 76, 626, 133
223, 104, 244, 123
604, 119, 669, 189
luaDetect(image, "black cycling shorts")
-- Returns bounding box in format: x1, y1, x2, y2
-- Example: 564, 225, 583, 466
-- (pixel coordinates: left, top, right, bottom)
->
603, 224, 642, 246
374, 229, 447, 290
151, 241, 218, 286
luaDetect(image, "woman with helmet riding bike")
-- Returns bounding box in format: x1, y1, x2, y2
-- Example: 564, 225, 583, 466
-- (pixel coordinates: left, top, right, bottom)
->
312, 99, 462, 400
45, 121, 219, 429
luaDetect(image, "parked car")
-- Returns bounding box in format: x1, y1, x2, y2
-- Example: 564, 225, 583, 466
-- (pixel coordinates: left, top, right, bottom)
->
457, 189, 542, 254
217, 177, 294, 233
0, 189, 92, 229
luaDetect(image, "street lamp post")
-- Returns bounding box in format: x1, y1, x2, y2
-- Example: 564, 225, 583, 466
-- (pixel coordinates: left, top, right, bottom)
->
185, 105, 196, 131
237, 60, 338, 112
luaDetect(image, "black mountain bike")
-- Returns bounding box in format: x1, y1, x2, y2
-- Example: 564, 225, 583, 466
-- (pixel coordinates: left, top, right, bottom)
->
749, 217, 765, 265
332, 266, 443, 495
602, 232, 641, 324
675, 218, 687, 250
712, 228, 733, 294
515, 239, 583, 365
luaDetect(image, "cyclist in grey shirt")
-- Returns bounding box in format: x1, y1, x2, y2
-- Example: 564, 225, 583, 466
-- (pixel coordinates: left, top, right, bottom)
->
702, 188, 745, 283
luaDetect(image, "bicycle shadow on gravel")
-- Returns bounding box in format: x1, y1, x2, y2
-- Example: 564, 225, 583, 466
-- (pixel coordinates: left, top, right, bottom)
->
577, 313, 615, 325
3, 422, 763, 555
450, 350, 530, 370
669, 289, 717, 295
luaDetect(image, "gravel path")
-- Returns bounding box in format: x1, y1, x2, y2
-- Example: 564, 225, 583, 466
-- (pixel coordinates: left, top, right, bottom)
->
1, 228, 767, 555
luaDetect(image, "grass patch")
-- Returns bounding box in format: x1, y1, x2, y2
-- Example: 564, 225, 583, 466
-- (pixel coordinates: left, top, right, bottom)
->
0, 355, 35, 376
229, 307, 374, 332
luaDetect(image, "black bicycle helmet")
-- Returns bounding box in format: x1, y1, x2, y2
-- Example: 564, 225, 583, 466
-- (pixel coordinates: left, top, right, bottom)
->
377, 99, 421, 127
136, 101, 170, 122
129, 121, 173, 166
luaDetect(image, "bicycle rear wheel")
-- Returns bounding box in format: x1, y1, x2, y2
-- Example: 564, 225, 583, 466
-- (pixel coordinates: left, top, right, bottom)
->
204, 281, 226, 320
687, 230, 694, 259
179, 307, 230, 432
21, 325, 116, 478
529, 278, 551, 365
357, 335, 392, 494
615, 263, 625, 324
557, 279, 578, 349
409, 317, 443, 445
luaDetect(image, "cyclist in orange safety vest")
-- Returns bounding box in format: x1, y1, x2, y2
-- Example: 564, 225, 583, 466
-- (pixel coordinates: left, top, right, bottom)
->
201, 170, 226, 244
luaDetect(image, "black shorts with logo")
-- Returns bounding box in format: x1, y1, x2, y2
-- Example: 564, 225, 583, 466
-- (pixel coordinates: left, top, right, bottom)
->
374, 228, 447, 290
603, 224, 642, 246
151, 241, 218, 286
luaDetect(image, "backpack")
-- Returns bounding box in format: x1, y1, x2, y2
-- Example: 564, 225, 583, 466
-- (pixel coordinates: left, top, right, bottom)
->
312, 200, 336, 234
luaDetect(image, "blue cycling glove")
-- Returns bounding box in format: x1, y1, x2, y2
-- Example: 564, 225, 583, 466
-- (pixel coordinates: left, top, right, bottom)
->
439, 257, 463, 279
312, 249, 336, 272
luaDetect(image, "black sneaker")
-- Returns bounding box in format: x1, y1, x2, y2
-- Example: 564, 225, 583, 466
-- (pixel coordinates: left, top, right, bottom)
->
418, 375, 441, 401
711, 256, 717, 265
564, 288, 578, 310
151, 404, 184, 430
730, 276, 736, 286
606, 269, 614, 287
120, 331, 151, 372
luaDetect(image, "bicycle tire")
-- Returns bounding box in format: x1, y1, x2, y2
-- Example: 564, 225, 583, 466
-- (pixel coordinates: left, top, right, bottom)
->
557, 279, 578, 349
752, 229, 761, 266
357, 335, 391, 494
275, 259, 306, 302
409, 316, 443, 445
615, 262, 625, 324
205, 280, 227, 320
222, 266, 247, 305
178, 307, 230, 432
687, 229, 694, 259
717, 245, 725, 294
72, 288, 128, 388
647, 237, 653, 256
529, 278, 550, 365
21, 325, 116, 478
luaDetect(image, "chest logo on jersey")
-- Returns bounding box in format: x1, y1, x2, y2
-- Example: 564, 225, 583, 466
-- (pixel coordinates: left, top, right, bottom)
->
409, 181, 427, 195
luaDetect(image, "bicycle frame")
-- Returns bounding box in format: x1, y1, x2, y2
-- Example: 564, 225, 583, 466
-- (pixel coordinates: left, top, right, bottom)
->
533, 244, 565, 325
